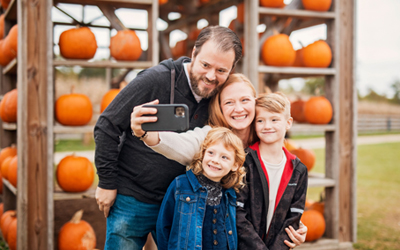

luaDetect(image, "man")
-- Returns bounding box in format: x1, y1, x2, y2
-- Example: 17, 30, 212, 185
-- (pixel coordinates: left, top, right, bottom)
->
94, 26, 242, 249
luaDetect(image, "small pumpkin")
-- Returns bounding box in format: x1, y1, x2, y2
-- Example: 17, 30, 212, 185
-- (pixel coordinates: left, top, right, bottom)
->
0, 14, 4, 39
292, 48, 304, 67
171, 39, 187, 59
7, 155, 17, 187
55, 88, 93, 126
291, 99, 307, 123
100, 82, 126, 113
290, 147, 316, 171
7, 217, 17, 250
304, 96, 333, 124
0, 171, 2, 194
2, 89, 18, 123
56, 155, 94, 192
0, 0, 10, 10
0, 39, 13, 67
200, 0, 210, 4
0, 210, 16, 241
237, 3, 244, 23
0, 144, 17, 167
261, 33, 295, 66
302, 0, 332, 12
0, 203, 3, 218
1, 156, 13, 180
58, 210, 96, 250
158, 0, 168, 5
309, 201, 325, 216
283, 139, 297, 152
59, 27, 98, 59
188, 28, 202, 41
110, 30, 142, 61
260, 0, 285, 8
4, 24, 17, 58
302, 40, 332, 68
302, 209, 326, 241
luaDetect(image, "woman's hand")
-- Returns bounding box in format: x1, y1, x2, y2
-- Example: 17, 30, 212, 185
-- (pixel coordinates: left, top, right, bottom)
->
284, 222, 308, 249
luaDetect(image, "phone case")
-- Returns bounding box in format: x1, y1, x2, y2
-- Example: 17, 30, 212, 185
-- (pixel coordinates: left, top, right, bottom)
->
142, 104, 190, 132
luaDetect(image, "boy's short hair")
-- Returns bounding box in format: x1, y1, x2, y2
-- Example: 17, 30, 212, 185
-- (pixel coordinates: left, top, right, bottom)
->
189, 127, 246, 192
256, 92, 291, 118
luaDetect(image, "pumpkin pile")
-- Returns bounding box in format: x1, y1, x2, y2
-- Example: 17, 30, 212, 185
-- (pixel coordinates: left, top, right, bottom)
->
56, 155, 95, 192
110, 30, 142, 61
291, 96, 333, 124
0, 88, 17, 123
58, 210, 96, 250
0, 24, 18, 67
0, 209, 17, 250
59, 27, 97, 60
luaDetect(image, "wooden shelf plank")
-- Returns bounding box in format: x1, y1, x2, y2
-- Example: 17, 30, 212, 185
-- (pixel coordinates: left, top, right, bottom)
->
2, 58, 17, 75
53, 59, 153, 69
3, 179, 17, 196
259, 65, 336, 76
53, 125, 95, 134
53, 189, 95, 200
2, 122, 17, 130
54, 0, 152, 9
291, 123, 336, 133
297, 238, 340, 250
4, 0, 17, 21
308, 175, 335, 188
259, 7, 335, 19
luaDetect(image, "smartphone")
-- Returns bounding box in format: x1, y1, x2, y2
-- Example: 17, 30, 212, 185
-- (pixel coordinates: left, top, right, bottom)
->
142, 104, 190, 132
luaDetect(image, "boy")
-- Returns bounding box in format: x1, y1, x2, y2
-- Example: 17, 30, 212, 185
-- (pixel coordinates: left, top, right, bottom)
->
236, 92, 308, 250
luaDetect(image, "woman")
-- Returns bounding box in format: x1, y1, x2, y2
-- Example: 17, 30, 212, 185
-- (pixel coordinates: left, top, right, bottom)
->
131, 73, 307, 248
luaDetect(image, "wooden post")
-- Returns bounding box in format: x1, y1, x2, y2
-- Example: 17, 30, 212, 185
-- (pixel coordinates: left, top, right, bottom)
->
17, 0, 53, 249
243, 0, 259, 92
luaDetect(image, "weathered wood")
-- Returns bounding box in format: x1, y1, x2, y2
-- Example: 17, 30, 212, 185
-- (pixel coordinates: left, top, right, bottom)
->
53, 59, 153, 68
338, 0, 356, 242
259, 6, 336, 19
4, 0, 17, 21
291, 124, 336, 133
17, 0, 53, 249
2, 58, 17, 75
243, 0, 259, 92
54, 0, 152, 9
258, 65, 336, 75
148, 0, 159, 65
53, 125, 95, 134
98, 3, 127, 30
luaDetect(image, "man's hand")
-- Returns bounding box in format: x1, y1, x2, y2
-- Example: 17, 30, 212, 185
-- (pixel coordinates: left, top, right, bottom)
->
130, 99, 159, 138
284, 222, 308, 249
95, 186, 117, 218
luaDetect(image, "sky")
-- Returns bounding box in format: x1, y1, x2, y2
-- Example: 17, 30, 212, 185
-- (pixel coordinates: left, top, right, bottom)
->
52, 0, 400, 98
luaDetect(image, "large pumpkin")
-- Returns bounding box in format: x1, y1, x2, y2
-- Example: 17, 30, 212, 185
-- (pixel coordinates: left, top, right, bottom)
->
0, 14, 4, 39
56, 155, 94, 192
110, 30, 142, 61
302, 0, 332, 12
291, 99, 307, 123
1, 89, 18, 123
260, 0, 285, 8
7, 155, 17, 187
0, 210, 16, 241
58, 210, 96, 250
55, 91, 93, 126
100, 81, 126, 113
304, 96, 333, 124
302, 40, 332, 68
7, 217, 17, 250
1, 156, 13, 180
0, 39, 13, 67
292, 48, 304, 67
0, 144, 17, 167
4, 24, 17, 58
309, 201, 325, 216
302, 210, 326, 241
290, 147, 316, 171
261, 33, 295, 66
59, 27, 97, 59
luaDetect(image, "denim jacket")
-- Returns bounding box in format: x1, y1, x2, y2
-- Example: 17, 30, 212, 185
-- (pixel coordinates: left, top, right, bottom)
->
156, 170, 238, 250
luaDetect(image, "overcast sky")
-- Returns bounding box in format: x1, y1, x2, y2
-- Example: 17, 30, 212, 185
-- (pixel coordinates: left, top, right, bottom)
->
52, 0, 400, 98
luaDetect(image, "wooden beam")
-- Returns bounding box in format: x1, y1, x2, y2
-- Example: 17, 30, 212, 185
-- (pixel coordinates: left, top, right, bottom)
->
243, 0, 259, 92
17, 0, 53, 249
98, 3, 127, 31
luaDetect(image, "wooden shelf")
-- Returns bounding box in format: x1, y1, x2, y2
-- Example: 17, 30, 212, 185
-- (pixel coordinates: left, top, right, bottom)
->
297, 238, 340, 250
2, 122, 17, 130
259, 7, 335, 19
53, 59, 153, 69
53, 125, 94, 134
3, 179, 17, 195
53, 189, 95, 200
291, 123, 336, 133
4, 0, 17, 21
54, 0, 153, 9
259, 65, 336, 76
308, 172, 335, 188
2, 58, 17, 75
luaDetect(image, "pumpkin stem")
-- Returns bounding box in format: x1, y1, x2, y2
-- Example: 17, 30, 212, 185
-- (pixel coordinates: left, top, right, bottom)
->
70, 209, 84, 224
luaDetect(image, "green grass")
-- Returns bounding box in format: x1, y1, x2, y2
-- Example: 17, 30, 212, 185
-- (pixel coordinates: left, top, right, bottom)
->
306, 142, 400, 250
290, 131, 400, 140
55, 139, 95, 152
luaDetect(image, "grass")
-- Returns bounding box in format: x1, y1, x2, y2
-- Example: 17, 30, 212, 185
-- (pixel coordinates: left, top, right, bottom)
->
290, 130, 400, 140
55, 138, 95, 152
307, 142, 400, 250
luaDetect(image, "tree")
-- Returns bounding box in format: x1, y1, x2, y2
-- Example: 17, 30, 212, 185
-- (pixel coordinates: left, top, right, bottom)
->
390, 79, 400, 104
303, 77, 325, 95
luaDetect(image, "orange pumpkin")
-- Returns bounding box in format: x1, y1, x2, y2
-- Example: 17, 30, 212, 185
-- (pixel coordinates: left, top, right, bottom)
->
291, 99, 307, 123
290, 148, 316, 171
4, 24, 17, 58
2, 89, 17, 123
7, 155, 17, 187
292, 48, 304, 67
237, 3, 244, 23
284, 139, 297, 151
304, 96, 333, 124
55, 91, 93, 126
0, 210, 16, 241
0, 203, 3, 218
0, 171, 2, 194
302, 210, 326, 241
59, 27, 97, 59
158, 0, 168, 5
0, 39, 13, 67
188, 28, 202, 41
200, 0, 210, 4
309, 201, 325, 216
260, 0, 285, 8
7, 217, 17, 250
1, 156, 13, 180
110, 30, 142, 61
58, 210, 96, 250
0, 144, 17, 167
302, 0, 332, 12
261, 33, 295, 66
0, 14, 4, 39
171, 39, 187, 59
0, 0, 10, 10
302, 40, 332, 68
56, 155, 94, 192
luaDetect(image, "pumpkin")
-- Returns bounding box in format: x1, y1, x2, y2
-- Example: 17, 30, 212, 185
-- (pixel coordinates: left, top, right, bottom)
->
0, 203, 3, 218
291, 99, 307, 123
302, 40, 332, 68
292, 48, 304, 67
305, 199, 314, 208
55, 89, 93, 126
188, 28, 202, 41
171, 39, 187, 59
302, 210, 326, 241
237, 3, 244, 23
284, 139, 297, 151
7, 155, 17, 187
0, 144, 17, 167
0, 14, 4, 39
0, 0, 10, 10
58, 210, 96, 250
290, 147, 316, 171
309, 201, 325, 216
1, 89, 17, 123
200, 0, 210, 4
0, 210, 16, 241
4, 24, 17, 58
0, 39, 13, 67
302, 0, 332, 12
0, 172, 2, 193
56, 155, 94, 192
59, 27, 97, 59
7, 217, 17, 250
1, 156, 13, 180
110, 30, 142, 61
304, 96, 333, 124
260, 0, 285, 8
261, 33, 295, 66
158, 0, 168, 5
100, 82, 126, 113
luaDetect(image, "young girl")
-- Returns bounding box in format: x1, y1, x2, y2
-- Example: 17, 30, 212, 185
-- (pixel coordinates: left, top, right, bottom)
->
156, 127, 246, 250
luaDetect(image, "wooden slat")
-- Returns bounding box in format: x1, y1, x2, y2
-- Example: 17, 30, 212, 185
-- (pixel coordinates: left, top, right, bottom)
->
259, 7, 336, 19
3, 179, 17, 195
53, 189, 96, 200
54, 0, 152, 9
53, 59, 153, 68
258, 65, 336, 75
2, 122, 17, 130
291, 124, 336, 133
53, 125, 95, 134
98, 3, 127, 30
297, 238, 340, 250
4, 0, 17, 21
308, 176, 335, 188
2, 58, 17, 75
244, 0, 260, 92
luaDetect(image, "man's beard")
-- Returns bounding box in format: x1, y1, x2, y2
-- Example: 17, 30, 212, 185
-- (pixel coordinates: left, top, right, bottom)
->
190, 65, 220, 99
